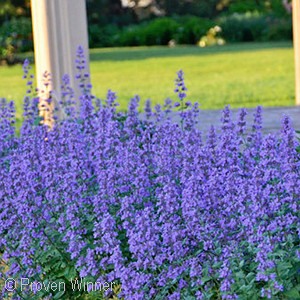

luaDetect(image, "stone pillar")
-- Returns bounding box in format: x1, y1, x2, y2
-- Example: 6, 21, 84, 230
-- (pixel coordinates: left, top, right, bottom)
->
293, 0, 300, 105
31, 0, 89, 126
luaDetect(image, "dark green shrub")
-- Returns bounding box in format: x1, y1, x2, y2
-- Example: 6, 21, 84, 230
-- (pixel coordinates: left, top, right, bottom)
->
118, 24, 144, 46
226, 0, 290, 17
219, 12, 292, 43
119, 17, 180, 46
219, 12, 267, 42
142, 17, 179, 45
118, 16, 216, 47
174, 16, 214, 44
226, 0, 267, 14
0, 17, 32, 64
265, 17, 292, 41
0, 17, 33, 53
88, 24, 120, 48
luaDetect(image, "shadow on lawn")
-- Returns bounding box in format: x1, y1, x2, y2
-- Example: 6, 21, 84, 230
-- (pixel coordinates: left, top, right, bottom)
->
16, 42, 292, 65
89, 41, 292, 62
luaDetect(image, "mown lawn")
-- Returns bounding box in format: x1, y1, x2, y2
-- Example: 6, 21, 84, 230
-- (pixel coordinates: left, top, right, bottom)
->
0, 41, 294, 125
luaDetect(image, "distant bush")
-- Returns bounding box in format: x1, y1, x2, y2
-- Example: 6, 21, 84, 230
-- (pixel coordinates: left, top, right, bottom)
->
118, 17, 180, 46
265, 17, 292, 41
174, 16, 214, 45
88, 16, 214, 47
0, 14, 292, 52
219, 12, 266, 42
118, 24, 144, 46
117, 16, 214, 47
0, 17, 33, 53
141, 17, 179, 45
88, 14, 292, 48
88, 24, 120, 48
219, 12, 292, 42
0, 17, 32, 64
226, 0, 290, 18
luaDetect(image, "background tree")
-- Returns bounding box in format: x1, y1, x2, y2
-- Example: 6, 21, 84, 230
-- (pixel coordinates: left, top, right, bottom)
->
0, 0, 30, 23
0, 0, 31, 64
0, 0, 293, 58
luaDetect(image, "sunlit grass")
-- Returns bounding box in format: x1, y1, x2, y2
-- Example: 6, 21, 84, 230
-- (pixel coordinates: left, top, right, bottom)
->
0, 42, 294, 126
90, 42, 294, 111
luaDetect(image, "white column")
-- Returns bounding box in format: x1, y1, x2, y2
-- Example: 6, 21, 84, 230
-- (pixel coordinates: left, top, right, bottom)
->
31, 0, 90, 126
293, 0, 300, 105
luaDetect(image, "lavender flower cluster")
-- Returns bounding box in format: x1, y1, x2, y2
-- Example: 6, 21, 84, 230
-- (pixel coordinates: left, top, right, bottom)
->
0, 50, 299, 300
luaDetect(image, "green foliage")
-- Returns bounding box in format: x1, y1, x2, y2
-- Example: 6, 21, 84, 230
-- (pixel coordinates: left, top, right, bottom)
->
226, 0, 268, 14
228, 241, 300, 299
117, 16, 216, 47
219, 12, 292, 42
86, 0, 135, 27
142, 17, 179, 45
174, 16, 214, 45
0, 0, 31, 21
89, 11, 292, 49
222, 0, 291, 17
118, 24, 144, 47
0, 17, 32, 64
269, 0, 292, 17
88, 24, 120, 48
118, 17, 179, 46
0, 2, 293, 52
219, 12, 266, 42
160, 0, 220, 19
266, 17, 292, 41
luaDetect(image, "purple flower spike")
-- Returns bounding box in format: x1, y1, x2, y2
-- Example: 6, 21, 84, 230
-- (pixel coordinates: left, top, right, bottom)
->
174, 69, 187, 102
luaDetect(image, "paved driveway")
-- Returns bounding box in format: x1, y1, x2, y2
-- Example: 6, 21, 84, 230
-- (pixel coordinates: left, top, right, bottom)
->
164, 106, 300, 136
199, 106, 299, 133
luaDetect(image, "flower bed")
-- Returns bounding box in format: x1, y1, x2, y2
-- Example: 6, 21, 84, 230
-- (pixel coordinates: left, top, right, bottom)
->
0, 51, 299, 300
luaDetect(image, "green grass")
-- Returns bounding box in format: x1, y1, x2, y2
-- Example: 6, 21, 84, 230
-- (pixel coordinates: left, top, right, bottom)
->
0, 42, 295, 125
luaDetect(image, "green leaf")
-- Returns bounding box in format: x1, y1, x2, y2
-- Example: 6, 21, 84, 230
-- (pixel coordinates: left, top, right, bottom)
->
235, 271, 245, 279
53, 290, 65, 299
277, 261, 292, 272
33, 116, 43, 126
64, 266, 77, 280
212, 261, 222, 269
201, 276, 211, 284
239, 260, 245, 268
245, 272, 255, 281
284, 288, 300, 299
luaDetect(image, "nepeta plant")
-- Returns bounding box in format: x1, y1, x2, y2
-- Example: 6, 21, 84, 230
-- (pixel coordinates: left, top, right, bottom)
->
0, 48, 299, 300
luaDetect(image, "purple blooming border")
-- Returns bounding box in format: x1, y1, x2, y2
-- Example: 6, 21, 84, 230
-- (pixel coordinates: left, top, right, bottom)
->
0, 48, 299, 300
